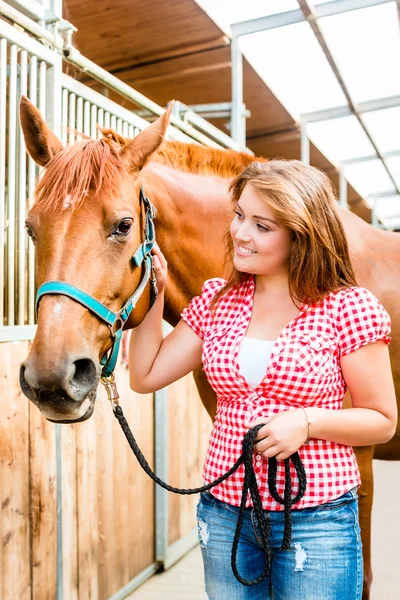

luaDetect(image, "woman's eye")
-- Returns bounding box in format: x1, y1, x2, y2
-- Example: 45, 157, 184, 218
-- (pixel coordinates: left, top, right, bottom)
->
115, 220, 132, 235
257, 224, 270, 232
233, 210, 243, 219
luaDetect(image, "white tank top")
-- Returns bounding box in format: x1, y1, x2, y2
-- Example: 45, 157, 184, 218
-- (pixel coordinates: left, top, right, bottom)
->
238, 337, 276, 388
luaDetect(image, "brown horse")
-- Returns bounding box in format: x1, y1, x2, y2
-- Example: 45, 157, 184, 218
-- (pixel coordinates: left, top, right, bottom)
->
19, 96, 400, 600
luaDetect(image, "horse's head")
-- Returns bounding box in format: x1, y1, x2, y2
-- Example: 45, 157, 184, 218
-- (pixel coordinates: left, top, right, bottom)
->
19, 96, 172, 423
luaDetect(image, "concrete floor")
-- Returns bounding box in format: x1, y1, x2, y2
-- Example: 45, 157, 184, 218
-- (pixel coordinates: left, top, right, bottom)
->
129, 459, 400, 599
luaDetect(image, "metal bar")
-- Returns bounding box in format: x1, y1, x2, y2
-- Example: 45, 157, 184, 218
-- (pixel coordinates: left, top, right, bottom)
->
0, 324, 37, 342
186, 102, 233, 113
39, 60, 47, 117
28, 55, 38, 325
339, 168, 348, 208
298, 0, 399, 194
46, 52, 62, 138
182, 109, 248, 153
164, 528, 199, 571
230, 0, 392, 37
7, 44, 18, 326
122, 121, 128, 137
83, 100, 90, 136
128, 124, 134, 138
0, 5, 62, 55
231, 36, 245, 147
76, 95, 83, 140
90, 104, 97, 139
18, 49, 28, 325
61, 74, 148, 131
231, 9, 304, 37
63, 47, 225, 148
371, 199, 379, 227
155, 387, 169, 566
6, 0, 45, 21
315, 0, 392, 19
97, 107, 104, 133
68, 92, 76, 145
107, 564, 157, 600
61, 88, 68, 145
110, 114, 116, 132
116, 118, 122, 136
0, 38, 6, 326
104, 111, 110, 130
302, 95, 400, 124
368, 190, 397, 199
300, 123, 310, 165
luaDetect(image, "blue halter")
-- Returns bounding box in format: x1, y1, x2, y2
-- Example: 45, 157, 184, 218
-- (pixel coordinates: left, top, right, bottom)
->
35, 186, 157, 382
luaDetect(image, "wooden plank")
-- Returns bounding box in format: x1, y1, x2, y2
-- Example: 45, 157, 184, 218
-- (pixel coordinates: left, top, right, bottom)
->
66, 0, 223, 72
29, 402, 57, 600
0, 342, 31, 600
95, 384, 117, 599
107, 358, 155, 595
168, 375, 211, 547
61, 423, 79, 600
76, 402, 99, 599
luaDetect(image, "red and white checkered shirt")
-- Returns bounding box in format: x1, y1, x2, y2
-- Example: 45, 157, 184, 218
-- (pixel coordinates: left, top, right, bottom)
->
181, 276, 391, 510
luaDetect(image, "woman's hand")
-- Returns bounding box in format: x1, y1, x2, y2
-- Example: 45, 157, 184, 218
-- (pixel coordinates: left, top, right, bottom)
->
151, 242, 168, 294
244, 409, 308, 461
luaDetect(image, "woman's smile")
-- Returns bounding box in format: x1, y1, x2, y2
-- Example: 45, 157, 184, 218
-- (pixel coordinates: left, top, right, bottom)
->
235, 244, 257, 256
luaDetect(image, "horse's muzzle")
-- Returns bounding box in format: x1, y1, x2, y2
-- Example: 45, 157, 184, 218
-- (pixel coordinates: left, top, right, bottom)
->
19, 356, 99, 422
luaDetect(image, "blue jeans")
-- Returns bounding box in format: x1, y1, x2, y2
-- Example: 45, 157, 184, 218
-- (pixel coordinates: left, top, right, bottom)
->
196, 488, 363, 600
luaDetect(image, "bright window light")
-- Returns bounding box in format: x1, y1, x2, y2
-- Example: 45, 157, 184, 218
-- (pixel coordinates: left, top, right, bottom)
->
385, 155, 400, 189
344, 160, 396, 198
318, 3, 400, 103
194, 0, 299, 36
361, 107, 400, 155
374, 194, 400, 222
307, 115, 376, 165
239, 22, 346, 117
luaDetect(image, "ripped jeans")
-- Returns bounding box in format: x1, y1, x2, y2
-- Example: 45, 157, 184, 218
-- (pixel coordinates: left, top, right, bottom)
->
196, 488, 362, 600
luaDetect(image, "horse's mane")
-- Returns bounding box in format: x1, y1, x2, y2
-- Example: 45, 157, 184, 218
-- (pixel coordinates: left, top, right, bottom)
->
153, 140, 265, 177
33, 129, 264, 213
33, 134, 127, 213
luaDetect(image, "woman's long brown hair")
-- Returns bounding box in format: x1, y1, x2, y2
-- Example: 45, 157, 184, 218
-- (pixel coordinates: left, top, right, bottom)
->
211, 160, 358, 310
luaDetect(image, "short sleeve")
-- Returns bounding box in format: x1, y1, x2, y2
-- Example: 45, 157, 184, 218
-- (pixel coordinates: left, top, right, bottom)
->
337, 287, 391, 357
181, 278, 226, 340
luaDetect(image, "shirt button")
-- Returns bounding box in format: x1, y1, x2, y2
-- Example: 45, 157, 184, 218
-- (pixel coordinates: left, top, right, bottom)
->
256, 454, 262, 463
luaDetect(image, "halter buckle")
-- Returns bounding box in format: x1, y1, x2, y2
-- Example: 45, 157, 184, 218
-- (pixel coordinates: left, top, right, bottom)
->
109, 316, 124, 336
101, 373, 120, 411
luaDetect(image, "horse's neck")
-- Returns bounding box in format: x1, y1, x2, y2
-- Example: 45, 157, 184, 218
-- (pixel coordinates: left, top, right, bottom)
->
339, 206, 400, 294
141, 163, 232, 326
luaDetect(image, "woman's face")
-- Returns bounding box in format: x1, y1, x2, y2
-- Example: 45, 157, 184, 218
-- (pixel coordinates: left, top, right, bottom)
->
230, 185, 292, 277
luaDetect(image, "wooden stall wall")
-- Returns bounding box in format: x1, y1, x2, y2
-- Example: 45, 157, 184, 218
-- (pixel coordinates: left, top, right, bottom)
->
0, 341, 155, 600
0, 339, 210, 599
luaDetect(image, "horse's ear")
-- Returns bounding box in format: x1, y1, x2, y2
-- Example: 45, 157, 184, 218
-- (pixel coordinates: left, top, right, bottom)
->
19, 95, 63, 167
120, 102, 174, 172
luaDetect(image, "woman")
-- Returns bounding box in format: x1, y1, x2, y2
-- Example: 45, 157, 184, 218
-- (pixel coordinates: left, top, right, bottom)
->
129, 160, 397, 600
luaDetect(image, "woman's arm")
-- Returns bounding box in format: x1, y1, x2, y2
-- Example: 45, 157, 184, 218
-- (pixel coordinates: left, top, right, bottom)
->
246, 340, 397, 460
129, 244, 203, 393
308, 339, 397, 445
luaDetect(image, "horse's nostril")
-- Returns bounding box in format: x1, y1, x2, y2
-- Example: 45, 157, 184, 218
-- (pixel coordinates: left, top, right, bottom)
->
68, 358, 98, 400
19, 364, 36, 400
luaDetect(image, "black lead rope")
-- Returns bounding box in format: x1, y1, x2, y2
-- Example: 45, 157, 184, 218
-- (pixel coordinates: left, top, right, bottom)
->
113, 405, 307, 587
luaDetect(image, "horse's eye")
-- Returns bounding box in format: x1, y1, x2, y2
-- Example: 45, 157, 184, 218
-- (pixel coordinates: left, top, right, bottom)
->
115, 219, 132, 236
25, 226, 36, 243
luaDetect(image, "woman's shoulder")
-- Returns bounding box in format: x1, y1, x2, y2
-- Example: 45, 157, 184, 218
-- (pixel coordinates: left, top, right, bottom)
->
329, 285, 384, 309
326, 286, 390, 326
